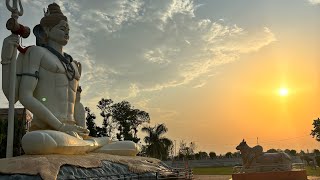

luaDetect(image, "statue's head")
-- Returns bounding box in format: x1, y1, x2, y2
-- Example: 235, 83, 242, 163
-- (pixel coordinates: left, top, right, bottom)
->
33, 3, 69, 46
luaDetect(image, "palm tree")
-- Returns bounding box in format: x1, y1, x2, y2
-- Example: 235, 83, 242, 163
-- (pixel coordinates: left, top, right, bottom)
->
142, 123, 172, 160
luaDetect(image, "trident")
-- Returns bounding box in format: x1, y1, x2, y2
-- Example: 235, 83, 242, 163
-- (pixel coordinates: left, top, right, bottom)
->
5, 0, 29, 158
6, 0, 23, 19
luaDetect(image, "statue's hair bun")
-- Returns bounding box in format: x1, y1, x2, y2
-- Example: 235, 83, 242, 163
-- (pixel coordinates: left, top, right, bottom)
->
40, 3, 67, 29
47, 3, 63, 15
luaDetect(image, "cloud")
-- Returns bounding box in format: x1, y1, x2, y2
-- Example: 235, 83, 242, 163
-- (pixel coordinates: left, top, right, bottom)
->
132, 22, 275, 94
159, 0, 196, 27
134, 98, 179, 122
0, 0, 276, 120
40, 1, 274, 102
193, 81, 206, 89
308, 0, 320, 4
125, 83, 140, 99
77, 0, 145, 33
144, 49, 166, 64
144, 47, 178, 64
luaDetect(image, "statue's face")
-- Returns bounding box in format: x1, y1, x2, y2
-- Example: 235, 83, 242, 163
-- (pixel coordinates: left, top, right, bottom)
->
47, 20, 69, 46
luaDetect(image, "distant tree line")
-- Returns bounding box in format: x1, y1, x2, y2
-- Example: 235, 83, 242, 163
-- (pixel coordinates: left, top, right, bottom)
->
167, 139, 320, 161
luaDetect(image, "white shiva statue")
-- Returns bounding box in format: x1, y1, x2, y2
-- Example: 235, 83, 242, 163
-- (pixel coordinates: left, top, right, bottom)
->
1, 3, 139, 156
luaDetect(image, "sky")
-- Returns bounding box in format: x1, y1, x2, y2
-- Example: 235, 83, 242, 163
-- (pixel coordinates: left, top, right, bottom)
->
1, 0, 320, 155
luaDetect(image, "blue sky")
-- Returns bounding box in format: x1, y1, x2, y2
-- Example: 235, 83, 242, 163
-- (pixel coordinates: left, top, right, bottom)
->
1, 0, 320, 154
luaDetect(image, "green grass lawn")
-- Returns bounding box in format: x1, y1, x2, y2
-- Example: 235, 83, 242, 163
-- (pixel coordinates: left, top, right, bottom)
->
192, 166, 320, 176
306, 166, 320, 176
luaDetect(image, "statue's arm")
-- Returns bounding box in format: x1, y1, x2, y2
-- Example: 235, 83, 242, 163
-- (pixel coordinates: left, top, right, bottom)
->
73, 61, 86, 128
1, 35, 19, 64
18, 47, 64, 130
74, 87, 86, 128
1, 34, 19, 101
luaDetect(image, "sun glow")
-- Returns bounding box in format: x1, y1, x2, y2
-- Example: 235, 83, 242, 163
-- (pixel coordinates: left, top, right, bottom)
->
279, 88, 289, 96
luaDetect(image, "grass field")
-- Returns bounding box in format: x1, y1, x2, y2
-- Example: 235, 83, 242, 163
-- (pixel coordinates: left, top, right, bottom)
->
306, 166, 320, 176
192, 166, 320, 176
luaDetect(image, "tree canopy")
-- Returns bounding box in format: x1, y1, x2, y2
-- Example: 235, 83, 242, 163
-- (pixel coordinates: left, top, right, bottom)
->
85, 99, 150, 143
0, 113, 26, 158
142, 123, 172, 160
111, 100, 150, 143
266, 148, 278, 153
311, 118, 320, 141
178, 141, 196, 160
209, 152, 217, 159
225, 152, 233, 158
85, 107, 98, 137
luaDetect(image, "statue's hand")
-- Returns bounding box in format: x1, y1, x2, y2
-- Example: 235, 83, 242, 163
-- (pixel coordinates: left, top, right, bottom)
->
59, 123, 90, 137
1, 34, 19, 64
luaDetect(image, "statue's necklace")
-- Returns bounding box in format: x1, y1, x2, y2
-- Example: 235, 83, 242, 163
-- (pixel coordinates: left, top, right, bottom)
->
43, 45, 76, 81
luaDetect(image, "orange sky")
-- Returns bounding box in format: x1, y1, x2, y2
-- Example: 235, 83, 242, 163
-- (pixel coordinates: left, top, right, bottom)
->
154, 31, 320, 154
1, 0, 320, 155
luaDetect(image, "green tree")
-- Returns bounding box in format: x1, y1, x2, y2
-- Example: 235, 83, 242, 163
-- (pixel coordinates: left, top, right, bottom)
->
266, 148, 278, 153
209, 152, 217, 159
233, 152, 240, 158
13, 112, 26, 156
300, 150, 306, 155
225, 152, 233, 158
97, 98, 115, 137
315, 156, 320, 166
313, 149, 320, 155
194, 152, 200, 160
284, 149, 290, 154
137, 145, 148, 157
87, 99, 150, 141
0, 120, 6, 157
199, 151, 209, 159
0, 112, 26, 158
142, 123, 172, 160
85, 107, 98, 137
111, 101, 150, 143
311, 118, 320, 141
179, 141, 196, 160
289, 149, 297, 156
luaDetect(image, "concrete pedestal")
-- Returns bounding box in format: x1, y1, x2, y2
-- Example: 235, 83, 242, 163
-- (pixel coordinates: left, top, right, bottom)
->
232, 170, 307, 180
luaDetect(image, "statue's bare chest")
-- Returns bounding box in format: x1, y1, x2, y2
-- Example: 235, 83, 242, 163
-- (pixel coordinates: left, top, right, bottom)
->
37, 50, 80, 95
39, 50, 80, 79
41, 51, 68, 74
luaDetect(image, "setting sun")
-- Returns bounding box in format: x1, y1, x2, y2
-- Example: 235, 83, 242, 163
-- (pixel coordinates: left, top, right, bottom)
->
279, 88, 289, 96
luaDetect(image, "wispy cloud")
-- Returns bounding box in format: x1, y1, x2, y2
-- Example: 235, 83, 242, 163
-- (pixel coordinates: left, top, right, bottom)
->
160, 0, 195, 23
54, 0, 275, 106
193, 81, 206, 89
134, 22, 276, 95
0, 0, 276, 121
79, 0, 145, 33
308, 0, 320, 4
135, 98, 179, 122
144, 47, 178, 64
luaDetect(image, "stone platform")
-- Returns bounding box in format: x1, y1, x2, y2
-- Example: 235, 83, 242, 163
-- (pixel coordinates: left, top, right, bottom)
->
232, 170, 308, 180
0, 153, 172, 180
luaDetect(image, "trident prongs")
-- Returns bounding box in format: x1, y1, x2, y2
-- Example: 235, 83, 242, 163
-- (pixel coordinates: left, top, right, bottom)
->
6, 0, 24, 19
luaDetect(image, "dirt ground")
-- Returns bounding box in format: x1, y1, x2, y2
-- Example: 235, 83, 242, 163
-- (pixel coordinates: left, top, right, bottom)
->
193, 175, 231, 180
